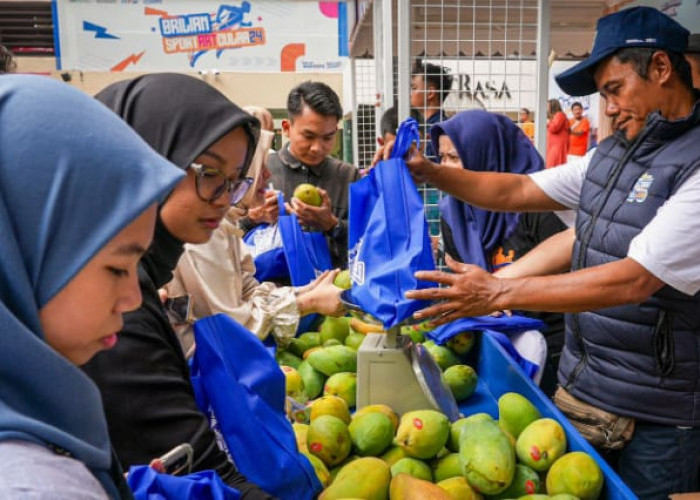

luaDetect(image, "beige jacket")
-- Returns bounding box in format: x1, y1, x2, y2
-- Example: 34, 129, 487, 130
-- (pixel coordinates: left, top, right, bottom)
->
166, 218, 299, 357
165, 130, 300, 357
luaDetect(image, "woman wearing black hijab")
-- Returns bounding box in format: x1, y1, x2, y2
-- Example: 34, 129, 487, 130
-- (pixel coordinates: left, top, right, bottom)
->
83, 73, 274, 498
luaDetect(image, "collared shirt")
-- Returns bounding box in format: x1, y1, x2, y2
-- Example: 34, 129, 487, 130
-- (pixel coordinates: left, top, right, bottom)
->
264, 144, 360, 268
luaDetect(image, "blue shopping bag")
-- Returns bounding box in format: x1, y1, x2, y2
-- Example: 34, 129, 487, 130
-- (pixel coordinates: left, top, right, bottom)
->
427, 316, 546, 380
189, 314, 322, 500
127, 467, 240, 500
243, 192, 332, 287
242, 194, 288, 282
345, 118, 437, 329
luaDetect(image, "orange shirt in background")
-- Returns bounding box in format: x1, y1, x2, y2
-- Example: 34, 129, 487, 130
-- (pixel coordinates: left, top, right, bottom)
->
569, 117, 590, 156
519, 121, 535, 143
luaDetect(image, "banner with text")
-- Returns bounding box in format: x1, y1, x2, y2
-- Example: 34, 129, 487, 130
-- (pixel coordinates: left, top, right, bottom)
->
54, 0, 348, 72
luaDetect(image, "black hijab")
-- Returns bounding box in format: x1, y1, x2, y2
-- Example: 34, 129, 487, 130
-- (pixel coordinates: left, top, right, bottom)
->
96, 73, 260, 286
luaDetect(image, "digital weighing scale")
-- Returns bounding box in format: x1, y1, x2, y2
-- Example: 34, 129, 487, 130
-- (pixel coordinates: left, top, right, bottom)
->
341, 291, 461, 422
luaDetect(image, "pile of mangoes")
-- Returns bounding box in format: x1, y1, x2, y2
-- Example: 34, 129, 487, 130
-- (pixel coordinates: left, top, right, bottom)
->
292, 393, 603, 500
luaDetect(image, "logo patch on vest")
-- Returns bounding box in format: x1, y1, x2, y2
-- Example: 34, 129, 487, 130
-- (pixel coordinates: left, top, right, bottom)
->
627, 172, 654, 203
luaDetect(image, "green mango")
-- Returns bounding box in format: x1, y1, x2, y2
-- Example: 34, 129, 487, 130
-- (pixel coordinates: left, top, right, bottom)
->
515, 419, 567, 472
491, 464, 542, 499
459, 419, 515, 495
307, 415, 352, 467
289, 332, 321, 357
498, 392, 541, 439
298, 360, 326, 399
448, 413, 493, 451
308, 345, 357, 376
390, 457, 432, 482
324, 372, 357, 408
394, 410, 450, 460
275, 350, 303, 369
431, 453, 462, 482
436, 476, 482, 500
443, 365, 478, 401
380, 445, 407, 467
424, 342, 461, 371
546, 451, 603, 500
320, 316, 351, 344
345, 332, 365, 350
320, 457, 391, 500
348, 412, 394, 456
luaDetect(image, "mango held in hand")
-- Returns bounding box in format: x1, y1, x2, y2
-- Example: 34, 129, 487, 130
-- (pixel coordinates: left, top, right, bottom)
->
516, 418, 567, 472
443, 364, 478, 401
348, 412, 394, 456
458, 419, 516, 495
320, 457, 391, 500
546, 451, 603, 500
293, 183, 322, 206
307, 415, 352, 467
498, 392, 541, 439
390, 473, 452, 500
307, 345, 357, 376
333, 269, 352, 289
395, 410, 450, 459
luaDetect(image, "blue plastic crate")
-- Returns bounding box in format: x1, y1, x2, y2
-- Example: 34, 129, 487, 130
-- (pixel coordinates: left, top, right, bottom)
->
457, 330, 636, 500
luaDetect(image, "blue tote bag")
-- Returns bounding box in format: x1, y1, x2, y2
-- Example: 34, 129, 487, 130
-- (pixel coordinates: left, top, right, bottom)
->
242, 194, 289, 283
127, 467, 240, 500
345, 118, 437, 328
189, 314, 322, 500
243, 192, 332, 288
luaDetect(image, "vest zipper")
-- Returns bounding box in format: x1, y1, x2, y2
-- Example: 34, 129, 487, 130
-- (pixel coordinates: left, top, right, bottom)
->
564, 124, 656, 390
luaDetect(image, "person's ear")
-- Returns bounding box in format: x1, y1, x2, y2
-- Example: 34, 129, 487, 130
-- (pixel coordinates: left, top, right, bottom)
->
281, 119, 291, 137
426, 86, 438, 102
650, 50, 673, 86
377, 136, 385, 146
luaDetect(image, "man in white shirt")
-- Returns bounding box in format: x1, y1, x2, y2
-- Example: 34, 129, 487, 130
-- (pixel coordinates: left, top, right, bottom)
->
388, 7, 700, 498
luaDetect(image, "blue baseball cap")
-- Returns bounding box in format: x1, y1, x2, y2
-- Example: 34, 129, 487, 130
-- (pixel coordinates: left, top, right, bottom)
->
555, 7, 689, 96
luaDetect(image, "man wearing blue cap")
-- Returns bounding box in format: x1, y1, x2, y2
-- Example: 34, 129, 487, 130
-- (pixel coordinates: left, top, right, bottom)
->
391, 7, 700, 498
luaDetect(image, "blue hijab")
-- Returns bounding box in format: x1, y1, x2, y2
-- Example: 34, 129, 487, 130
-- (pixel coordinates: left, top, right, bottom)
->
430, 110, 544, 270
0, 76, 184, 496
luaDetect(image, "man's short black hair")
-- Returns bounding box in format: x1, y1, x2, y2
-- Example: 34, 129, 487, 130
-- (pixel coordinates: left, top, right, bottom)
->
571, 101, 583, 110
613, 47, 693, 91
380, 106, 424, 137
0, 44, 16, 74
287, 81, 342, 121
412, 61, 453, 104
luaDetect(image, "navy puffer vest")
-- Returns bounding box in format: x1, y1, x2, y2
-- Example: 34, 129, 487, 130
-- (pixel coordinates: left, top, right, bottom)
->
558, 101, 700, 426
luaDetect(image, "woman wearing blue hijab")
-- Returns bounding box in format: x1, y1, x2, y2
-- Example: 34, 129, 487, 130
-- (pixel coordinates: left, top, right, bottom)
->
0, 76, 184, 497
430, 110, 544, 271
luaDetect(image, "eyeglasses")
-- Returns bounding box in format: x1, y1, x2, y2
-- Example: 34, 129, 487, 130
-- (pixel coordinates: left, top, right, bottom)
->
189, 163, 253, 206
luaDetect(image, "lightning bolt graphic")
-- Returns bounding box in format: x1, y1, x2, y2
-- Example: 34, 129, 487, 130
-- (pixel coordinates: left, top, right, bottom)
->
111, 51, 145, 72
83, 21, 120, 40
